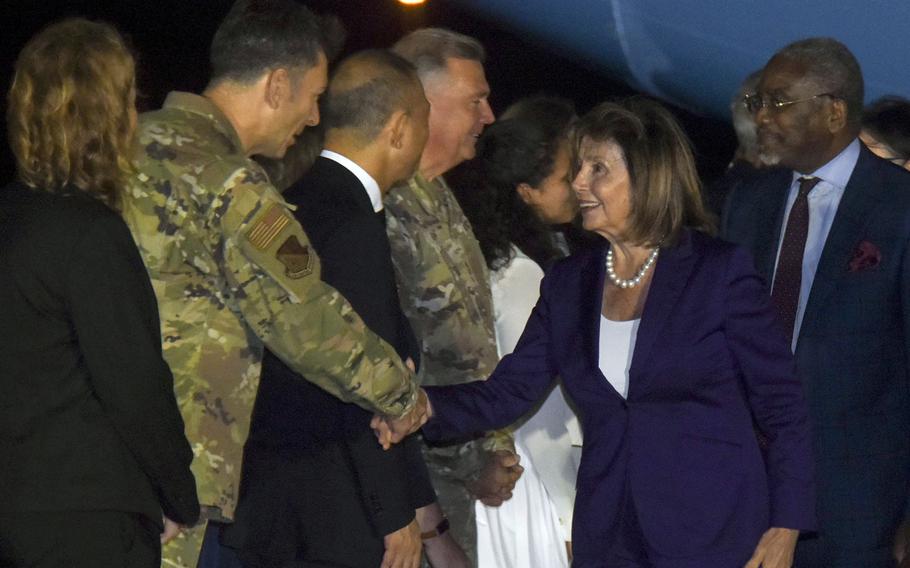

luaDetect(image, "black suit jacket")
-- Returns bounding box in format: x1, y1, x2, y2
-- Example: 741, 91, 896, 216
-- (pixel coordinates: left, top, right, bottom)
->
0, 182, 199, 527
229, 158, 433, 564
722, 146, 910, 567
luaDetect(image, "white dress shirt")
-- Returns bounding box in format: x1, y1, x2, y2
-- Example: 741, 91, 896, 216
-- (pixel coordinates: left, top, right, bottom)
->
319, 149, 383, 212
773, 138, 860, 350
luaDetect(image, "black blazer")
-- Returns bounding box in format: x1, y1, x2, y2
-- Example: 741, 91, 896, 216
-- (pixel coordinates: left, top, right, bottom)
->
237, 157, 432, 540
0, 182, 199, 527
723, 146, 910, 565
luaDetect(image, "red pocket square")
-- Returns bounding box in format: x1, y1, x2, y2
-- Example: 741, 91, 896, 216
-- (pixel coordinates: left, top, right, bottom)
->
848, 240, 881, 272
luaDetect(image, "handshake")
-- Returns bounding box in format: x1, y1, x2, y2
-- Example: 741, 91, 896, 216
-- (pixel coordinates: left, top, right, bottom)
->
371, 388, 432, 450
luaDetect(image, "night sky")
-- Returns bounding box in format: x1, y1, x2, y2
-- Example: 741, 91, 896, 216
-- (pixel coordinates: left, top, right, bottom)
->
2, 0, 735, 186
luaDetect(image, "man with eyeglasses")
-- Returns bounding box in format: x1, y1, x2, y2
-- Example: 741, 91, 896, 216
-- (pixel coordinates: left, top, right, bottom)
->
723, 37, 910, 568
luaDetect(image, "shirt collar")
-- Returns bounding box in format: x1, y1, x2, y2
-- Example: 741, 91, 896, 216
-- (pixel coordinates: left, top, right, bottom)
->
792, 138, 861, 190
410, 171, 450, 206
162, 91, 245, 154
320, 149, 383, 212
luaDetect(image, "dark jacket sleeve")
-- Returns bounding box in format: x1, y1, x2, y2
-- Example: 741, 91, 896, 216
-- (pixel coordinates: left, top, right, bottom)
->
341, 412, 420, 534
719, 176, 743, 240
722, 246, 816, 531
66, 212, 199, 525
423, 272, 559, 442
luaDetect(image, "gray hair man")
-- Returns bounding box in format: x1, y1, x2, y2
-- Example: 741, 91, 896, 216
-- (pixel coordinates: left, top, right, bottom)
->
731, 69, 764, 168
381, 28, 522, 565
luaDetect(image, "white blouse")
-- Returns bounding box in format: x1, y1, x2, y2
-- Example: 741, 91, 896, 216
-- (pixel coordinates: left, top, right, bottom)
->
597, 316, 641, 399
477, 246, 581, 568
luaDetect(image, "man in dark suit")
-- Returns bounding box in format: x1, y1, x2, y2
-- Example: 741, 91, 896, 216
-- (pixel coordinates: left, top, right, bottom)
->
723, 37, 910, 568
224, 50, 461, 568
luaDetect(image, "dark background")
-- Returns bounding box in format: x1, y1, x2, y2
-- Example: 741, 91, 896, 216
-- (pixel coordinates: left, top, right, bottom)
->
1, 0, 736, 186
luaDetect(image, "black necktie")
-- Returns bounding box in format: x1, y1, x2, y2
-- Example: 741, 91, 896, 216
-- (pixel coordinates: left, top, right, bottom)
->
771, 176, 820, 340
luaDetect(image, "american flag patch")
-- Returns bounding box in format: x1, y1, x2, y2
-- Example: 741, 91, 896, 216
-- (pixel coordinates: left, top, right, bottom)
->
247, 204, 290, 250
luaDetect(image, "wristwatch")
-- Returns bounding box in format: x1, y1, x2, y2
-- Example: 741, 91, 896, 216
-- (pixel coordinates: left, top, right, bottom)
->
420, 517, 450, 540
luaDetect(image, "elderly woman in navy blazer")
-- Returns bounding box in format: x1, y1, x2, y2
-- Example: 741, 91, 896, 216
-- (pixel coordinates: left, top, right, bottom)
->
379, 98, 817, 567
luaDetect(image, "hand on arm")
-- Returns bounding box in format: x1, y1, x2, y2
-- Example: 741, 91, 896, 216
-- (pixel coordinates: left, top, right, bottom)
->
382, 518, 422, 568
743, 527, 798, 568
371, 389, 431, 450
160, 516, 182, 544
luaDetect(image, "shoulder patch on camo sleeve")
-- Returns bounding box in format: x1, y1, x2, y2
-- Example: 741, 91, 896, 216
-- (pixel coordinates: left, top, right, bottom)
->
247, 204, 289, 250
276, 235, 312, 279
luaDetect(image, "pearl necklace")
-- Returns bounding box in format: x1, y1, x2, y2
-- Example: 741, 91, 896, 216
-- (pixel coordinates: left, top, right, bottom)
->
606, 246, 659, 289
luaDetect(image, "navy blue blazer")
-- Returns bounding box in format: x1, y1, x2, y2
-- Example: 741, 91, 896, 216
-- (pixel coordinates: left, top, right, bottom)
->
723, 146, 910, 566
423, 230, 816, 565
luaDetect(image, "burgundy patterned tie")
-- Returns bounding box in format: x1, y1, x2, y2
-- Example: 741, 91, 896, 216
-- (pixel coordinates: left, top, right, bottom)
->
771, 176, 820, 340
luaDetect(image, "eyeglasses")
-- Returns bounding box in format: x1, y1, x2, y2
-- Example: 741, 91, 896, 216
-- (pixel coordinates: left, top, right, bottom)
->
742, 92, 837, 114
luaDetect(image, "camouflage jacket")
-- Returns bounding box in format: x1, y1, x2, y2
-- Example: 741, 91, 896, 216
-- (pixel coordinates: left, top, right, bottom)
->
385, 173, 513, 484
122, 92, 417, 519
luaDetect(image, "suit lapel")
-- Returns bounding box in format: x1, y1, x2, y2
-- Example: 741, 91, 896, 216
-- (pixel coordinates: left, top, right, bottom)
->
750, 169, 792, 282
627, 230, 697, 397
798, 148, 886, 340
582, 241, 608, 372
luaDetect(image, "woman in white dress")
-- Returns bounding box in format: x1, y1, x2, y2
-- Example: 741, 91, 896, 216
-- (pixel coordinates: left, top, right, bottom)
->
449, 96, 584, 567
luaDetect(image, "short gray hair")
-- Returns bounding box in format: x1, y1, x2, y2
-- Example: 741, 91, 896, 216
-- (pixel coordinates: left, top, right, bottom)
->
773, 37, 864, 126
392, 28, 485, 81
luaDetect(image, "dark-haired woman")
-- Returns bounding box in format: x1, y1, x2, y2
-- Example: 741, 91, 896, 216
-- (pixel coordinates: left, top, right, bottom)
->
450, 96, 581, 567
421, 98, 816, 567
0, 19, 198, 568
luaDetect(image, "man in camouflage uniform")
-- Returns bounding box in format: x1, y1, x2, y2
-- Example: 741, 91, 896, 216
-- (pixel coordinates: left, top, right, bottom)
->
121, 2, 425, 566
387, 29, 524, 565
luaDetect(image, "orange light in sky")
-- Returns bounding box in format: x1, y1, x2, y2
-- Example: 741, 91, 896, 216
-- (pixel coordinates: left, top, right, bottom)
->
398, 0, 426, 5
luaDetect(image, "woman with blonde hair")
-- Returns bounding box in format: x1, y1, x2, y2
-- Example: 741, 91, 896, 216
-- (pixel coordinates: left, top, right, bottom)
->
0, 18, 198, 568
